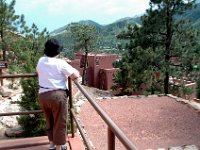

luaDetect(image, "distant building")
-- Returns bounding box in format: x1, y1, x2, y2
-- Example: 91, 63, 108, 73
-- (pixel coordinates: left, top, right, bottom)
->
69, 52, 198, 99
69, 51, 119, 90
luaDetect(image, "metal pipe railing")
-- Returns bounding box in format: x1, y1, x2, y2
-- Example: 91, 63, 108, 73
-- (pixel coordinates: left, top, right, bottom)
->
74, 80, 137, 150
68, 77, 75, 138
0, 74, 37, 78
108, 127, 115, 150
0, 74, 40, 117
0, 110, 43, 116
71, 109, 93, 150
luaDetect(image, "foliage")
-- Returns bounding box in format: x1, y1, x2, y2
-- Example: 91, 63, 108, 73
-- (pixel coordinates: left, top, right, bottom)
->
17, 114, 46, 137
18, 77, 46, 137
68, 23, 100, 85
68, 23, 100, 52
0, 0, 26, 60
143, 0, 199, 94
113, 0, 200, 95
16, 24, 49, 136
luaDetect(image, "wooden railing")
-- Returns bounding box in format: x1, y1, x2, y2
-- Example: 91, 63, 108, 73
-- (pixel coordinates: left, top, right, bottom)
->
0, 74, 137, 150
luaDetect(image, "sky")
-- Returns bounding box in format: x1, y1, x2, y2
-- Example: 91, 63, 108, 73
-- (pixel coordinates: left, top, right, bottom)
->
10, 0, 150, 32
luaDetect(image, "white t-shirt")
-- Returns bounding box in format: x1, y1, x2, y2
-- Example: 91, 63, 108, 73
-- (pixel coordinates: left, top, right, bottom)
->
36, 56, 75, 93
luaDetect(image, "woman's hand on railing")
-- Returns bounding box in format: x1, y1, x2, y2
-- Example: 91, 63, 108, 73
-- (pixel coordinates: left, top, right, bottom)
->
69, 68, 80, 81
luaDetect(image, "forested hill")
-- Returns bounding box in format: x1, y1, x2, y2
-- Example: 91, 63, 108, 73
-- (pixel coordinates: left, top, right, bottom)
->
50, 16, 141, 35
51, 2, 200, 49
184, 2, 200, 29
50, 16, 142, 48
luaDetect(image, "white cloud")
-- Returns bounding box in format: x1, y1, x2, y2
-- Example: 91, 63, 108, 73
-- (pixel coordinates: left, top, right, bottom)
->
47, 0, 71, 15
13, 0, 149, 30
18, 0, 149, 16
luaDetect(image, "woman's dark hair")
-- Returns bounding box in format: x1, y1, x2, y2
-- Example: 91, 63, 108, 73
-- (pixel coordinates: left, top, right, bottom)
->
44, 38, 63, 57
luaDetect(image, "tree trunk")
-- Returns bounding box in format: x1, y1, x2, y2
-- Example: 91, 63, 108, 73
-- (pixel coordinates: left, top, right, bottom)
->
164, 3, 172, 94
0, 29, 6, 61
164, 71, 169, 94
82, 51, 88, 85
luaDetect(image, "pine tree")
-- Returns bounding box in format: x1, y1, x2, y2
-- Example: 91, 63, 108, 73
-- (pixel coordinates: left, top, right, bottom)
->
114, 24, 160, 95
0, 0, 24, 60
141, 0, 199, 94
17, 24, 49, 137
69, 23, 100, 85
114, 0, 200, 95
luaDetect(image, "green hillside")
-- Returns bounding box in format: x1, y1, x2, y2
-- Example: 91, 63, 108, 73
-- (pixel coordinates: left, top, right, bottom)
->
51, 2, 200, 51
185, 3, 200, 30
50, 17, 141, 49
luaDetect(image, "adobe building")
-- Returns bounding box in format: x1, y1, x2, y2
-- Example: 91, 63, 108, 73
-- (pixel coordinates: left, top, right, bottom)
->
69, 52, 198, 99
69, 51, 119, 90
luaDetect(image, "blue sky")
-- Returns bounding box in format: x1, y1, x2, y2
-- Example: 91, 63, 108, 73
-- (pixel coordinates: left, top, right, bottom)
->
11, 0, 150, 32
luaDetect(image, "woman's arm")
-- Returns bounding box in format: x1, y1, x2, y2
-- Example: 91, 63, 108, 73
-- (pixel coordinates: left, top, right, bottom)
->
69, 68, 80, 81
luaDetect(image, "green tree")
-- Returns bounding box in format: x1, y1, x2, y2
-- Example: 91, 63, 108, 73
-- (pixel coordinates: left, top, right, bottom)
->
114, 24, 159, 95
69, 23, 100, 85
17, 24, 49, 137
0, 0, 26, 61
142, 0, 199, 94
114, 0, 200, 95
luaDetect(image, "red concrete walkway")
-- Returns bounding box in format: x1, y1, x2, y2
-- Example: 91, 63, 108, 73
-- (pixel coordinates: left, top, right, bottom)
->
78, 96, 200, 150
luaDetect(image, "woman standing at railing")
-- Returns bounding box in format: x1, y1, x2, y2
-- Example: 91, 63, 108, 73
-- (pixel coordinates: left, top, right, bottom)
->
36, 38, 80, 150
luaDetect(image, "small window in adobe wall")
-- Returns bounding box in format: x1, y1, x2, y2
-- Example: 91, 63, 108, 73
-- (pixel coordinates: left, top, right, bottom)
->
95, 57, 99, 65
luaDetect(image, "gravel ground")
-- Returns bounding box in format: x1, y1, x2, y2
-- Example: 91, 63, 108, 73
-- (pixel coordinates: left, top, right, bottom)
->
78, 96, 200, 150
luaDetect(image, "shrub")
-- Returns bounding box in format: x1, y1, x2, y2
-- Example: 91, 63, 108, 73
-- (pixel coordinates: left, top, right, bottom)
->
17, 78, 46, 137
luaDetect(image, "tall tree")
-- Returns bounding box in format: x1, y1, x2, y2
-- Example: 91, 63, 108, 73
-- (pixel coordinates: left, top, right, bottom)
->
17, 23, 49, 136
0, 0, 24, 61
142, 0, 199, 94
69, 23, 100, 85
114, 24, 159, 95
114, 0, 200, 95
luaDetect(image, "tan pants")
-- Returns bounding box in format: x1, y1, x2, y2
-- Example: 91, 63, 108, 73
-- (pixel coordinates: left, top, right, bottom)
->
39, 90, 68, 145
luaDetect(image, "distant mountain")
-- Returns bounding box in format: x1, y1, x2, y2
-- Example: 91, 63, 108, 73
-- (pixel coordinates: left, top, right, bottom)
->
50, 25, 69, 36
51, 2, 200, 50
50, 17, 140, 35
184, 3, 200, 30
113, 16, 142, 25
79, 20, 102, 28
184, 3, 200, 20
50, 16, 141, 48
51, 20, 103, 35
